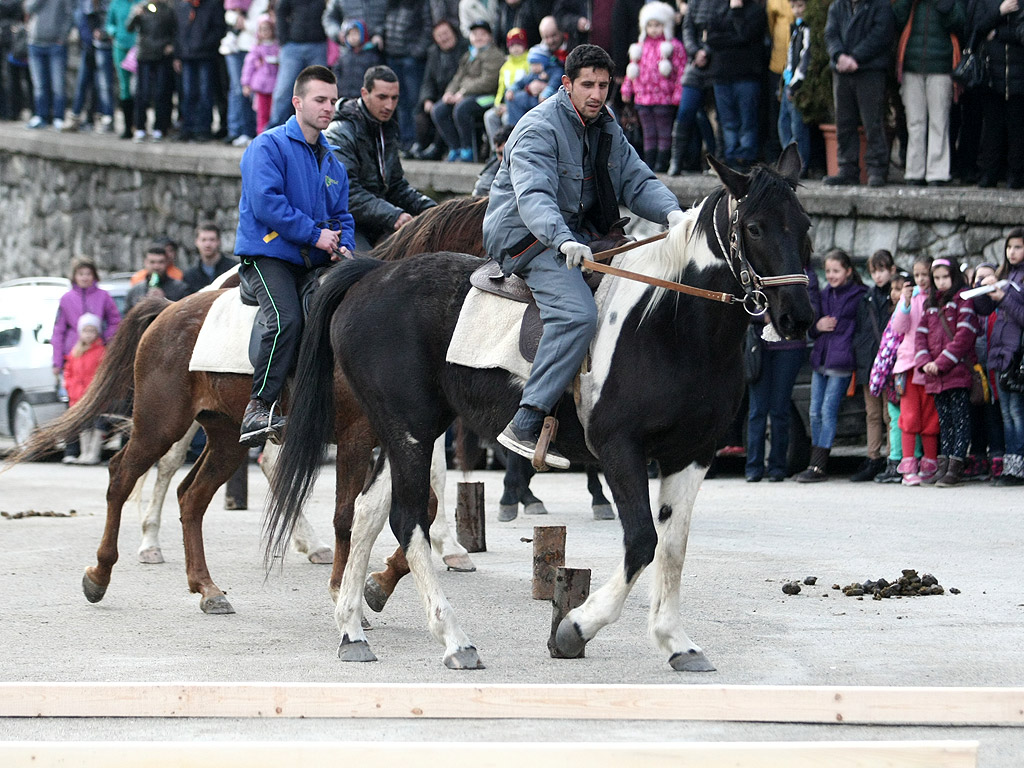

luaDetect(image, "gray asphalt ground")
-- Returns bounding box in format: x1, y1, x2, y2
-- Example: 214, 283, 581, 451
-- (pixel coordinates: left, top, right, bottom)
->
1, 455, 1022, 764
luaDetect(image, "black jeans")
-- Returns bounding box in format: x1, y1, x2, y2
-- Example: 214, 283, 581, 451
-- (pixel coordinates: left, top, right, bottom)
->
239, 256, 310, 404
833, 69, 889, 178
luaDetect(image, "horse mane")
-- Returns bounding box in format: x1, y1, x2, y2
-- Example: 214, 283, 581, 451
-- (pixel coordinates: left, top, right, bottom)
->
369, 196, 489, 261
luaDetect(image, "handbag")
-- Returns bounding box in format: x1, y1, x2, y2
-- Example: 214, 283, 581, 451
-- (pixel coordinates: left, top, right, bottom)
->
937, 309, 986, 404
743, 324, 764, 384
951, 34, 986, 90
998, 332, 1024, 394
120, 45, 138, 74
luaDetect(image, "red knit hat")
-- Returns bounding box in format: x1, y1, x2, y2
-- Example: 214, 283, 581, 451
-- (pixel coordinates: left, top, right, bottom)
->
506, 27, 528, 49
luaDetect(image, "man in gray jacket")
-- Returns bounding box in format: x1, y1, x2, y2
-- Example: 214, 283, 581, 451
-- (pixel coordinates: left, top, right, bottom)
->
484, 43, 685, 469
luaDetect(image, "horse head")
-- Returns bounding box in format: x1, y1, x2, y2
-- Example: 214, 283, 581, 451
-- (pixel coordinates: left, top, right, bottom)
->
707, 144, 814, 341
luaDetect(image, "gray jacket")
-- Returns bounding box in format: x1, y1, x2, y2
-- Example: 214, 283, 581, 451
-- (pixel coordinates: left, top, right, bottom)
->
483, 87, 679, 274
24, 0, 75, 44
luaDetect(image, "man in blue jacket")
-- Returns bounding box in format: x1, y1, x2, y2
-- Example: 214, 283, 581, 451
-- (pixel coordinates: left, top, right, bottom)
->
235, 65, 355, 445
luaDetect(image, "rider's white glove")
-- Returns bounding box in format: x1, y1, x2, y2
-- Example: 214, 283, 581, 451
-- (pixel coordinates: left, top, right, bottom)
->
559, 240, 593, 270
666, 209, 685, 228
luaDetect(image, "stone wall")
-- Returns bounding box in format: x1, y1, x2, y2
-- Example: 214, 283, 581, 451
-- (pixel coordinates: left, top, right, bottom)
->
1, 124, 1022, 281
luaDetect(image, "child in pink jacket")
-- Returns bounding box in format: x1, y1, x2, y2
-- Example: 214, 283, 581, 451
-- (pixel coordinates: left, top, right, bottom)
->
241, 15, 279, 134
620, 1, 686, 173
890, 255, 939, 485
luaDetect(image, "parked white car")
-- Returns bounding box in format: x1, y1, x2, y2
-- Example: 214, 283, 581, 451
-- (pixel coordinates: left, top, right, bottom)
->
0, 277, 71, 446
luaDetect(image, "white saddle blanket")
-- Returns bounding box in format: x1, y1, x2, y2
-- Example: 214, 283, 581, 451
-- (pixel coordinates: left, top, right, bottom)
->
188, 287, 258, 375
446, 287, 533, 380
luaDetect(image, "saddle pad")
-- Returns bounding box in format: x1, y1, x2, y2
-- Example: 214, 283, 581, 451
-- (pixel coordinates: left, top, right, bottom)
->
446, 286, 533, 380
188, 287, 258, 375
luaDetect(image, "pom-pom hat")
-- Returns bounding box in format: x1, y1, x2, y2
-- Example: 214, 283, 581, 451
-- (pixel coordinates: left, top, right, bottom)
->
627, 1, 677, 79
506, 27, 528, 49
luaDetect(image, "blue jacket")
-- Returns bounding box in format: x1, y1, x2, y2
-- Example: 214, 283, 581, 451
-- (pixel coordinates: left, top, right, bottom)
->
235, 116, 355, 267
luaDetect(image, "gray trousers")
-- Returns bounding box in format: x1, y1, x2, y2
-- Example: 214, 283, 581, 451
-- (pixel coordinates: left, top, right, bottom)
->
518, 247, 598, 414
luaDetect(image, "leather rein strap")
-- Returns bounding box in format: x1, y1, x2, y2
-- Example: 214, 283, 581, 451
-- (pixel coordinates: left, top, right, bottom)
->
582, 254, 739, 304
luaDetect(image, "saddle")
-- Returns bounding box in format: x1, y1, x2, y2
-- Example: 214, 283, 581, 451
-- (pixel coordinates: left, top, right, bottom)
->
237, 265, 326, 368
468, 220, 633, 363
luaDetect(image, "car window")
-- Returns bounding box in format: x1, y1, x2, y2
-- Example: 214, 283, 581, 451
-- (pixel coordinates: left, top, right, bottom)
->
0, 320, 21, 348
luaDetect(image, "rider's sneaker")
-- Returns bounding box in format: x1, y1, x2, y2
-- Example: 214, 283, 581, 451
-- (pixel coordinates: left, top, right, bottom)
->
239, 397, 287, 446
497, 421, 570, 470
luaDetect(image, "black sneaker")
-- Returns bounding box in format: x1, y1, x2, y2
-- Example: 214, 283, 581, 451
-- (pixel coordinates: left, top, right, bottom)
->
850, 457, 885, 482
823, 174, 858, 187
496, 422, 570, 470
239, 398, 287, 446
873, 458, 903, 484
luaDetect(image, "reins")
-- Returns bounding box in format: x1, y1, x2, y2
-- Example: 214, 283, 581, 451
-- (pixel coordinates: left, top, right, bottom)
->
583, 191, 808, 316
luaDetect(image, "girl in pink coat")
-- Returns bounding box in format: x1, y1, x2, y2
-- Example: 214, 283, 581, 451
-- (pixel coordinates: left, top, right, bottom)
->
890, 255, 939, 485
241, 15, 280, 135
620, 1, 687, 173
913, 257, 979, 486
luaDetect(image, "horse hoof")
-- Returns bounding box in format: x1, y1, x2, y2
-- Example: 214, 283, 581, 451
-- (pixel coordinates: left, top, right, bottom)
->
497, 504, 518, 522
443, 553, 477, 572
592, 504, 615, 520
307, 547, 334, 565
137, 547, 164, 564
200, 594, 235, 615
444, 646, 485, 669
524, 501, 548, 516
669, 649, 716, 672
338, 638, 377, 662
82, 570, 107, 604
555, 618, 587, 658
363, 575, 390, 613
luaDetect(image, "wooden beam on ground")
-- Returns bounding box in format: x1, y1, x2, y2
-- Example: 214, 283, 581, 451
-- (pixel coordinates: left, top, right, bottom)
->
0, 740, 980, 768
0, 683, 1021, 725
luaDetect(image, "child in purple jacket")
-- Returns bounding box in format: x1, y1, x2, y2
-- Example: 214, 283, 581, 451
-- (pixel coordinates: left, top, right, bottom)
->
795, 249, 866, 482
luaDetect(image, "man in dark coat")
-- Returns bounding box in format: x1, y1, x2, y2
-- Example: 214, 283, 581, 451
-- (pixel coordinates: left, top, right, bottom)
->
183, 222, 239, 294
414, 19, 468, 158
173, 0, 226, 141
325, 65, 437, 249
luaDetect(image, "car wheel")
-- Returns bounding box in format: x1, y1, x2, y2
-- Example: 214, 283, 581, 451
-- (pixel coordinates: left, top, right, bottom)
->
11, 394, 37, 448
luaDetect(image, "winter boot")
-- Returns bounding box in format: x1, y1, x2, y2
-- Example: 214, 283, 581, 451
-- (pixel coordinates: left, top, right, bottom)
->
76, 428, 103, 465
920, 456, 947, 485
873, 458, 902, 483
937, 456, 964, 487
990, 455, 1004, 480
899, 457, 921, 486
993, 454, 1024, 486
119, 98, 134, 139
654, 149, 671, 174
643, 148, 659, 172
850, 456, 885, 482
668, 122, 687, 176
917, 456, 940, 484
794, 446, 830, 483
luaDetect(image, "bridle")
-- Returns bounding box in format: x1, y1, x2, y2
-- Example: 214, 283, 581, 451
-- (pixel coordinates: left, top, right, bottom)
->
583, 190, 809, 316
711, 192, 809, 316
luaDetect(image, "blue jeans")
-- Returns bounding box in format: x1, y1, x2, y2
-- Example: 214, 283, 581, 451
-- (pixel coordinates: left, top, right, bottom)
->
809, 370, 852, 448
713, 79, 760, 166
27, 43, 68, 122
778, 89, 809, 172
1000, 388, 1024, 457
225, 50, 256, 139
268, 41, 327, 129
71, 36, 114, 117
518, 249, 598, 414
673, 85, 716, 167
386, 54, 425, 148
180, 58, 217, 138
746, 345, 806, 478
431, 97, 487, 152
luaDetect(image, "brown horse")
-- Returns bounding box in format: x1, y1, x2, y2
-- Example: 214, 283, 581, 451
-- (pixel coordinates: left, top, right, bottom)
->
12, 197, 490, 615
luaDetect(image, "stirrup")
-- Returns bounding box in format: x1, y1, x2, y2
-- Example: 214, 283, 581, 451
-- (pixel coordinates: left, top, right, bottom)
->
532, 416, 559, 472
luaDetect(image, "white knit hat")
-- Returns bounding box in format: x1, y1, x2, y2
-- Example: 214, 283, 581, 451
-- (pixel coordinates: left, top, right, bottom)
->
627, 2, 677, 80
77, 313, 102, 334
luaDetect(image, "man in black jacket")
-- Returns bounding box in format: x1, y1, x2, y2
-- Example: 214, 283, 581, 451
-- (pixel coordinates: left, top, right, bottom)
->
173, 0, 226, 141
268, 0, 328, 129
325, 65, 437, 249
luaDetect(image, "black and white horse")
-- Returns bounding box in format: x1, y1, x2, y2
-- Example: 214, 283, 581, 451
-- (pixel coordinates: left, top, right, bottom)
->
267, 147, 813, 671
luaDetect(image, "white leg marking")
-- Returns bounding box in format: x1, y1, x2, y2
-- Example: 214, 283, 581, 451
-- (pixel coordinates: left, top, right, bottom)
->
648, 463, 706, 658
137, 423, 196, 560
427, 435, 467, 558
334, 459, 392, 644
405, 525, 475, 660
563, 562, 638, 643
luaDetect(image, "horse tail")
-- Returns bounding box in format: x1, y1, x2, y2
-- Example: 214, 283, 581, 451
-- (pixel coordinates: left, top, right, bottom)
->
4, 296, 170, 466
265, 257, 385, 563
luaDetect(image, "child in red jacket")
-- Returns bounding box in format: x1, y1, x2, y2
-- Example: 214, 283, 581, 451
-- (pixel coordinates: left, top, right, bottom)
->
914, 258, 979, 486
63, 314, 106, 464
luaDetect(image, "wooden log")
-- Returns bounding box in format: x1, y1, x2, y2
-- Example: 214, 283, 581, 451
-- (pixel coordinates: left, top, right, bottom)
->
0, 740, 980, 768
223, 461, 247, 510
548, 566, 591, 658
455, 481, 486, 553
0, 683, 1021, 725
531, 525, 566, 600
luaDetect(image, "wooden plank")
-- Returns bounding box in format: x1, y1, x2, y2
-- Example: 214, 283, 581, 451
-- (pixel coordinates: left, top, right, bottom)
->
0, 740, 979, 768
0, 683, 1021, 725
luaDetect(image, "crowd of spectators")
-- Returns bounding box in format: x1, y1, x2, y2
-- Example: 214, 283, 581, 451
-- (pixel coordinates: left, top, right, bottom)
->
1, 0, 1023, 183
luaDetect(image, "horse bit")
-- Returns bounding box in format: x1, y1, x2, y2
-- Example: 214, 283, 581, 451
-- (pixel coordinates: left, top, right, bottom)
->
713, 193, 809, 317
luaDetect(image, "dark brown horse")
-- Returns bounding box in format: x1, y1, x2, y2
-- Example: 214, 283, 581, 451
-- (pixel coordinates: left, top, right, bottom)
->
12, 197, 490, 615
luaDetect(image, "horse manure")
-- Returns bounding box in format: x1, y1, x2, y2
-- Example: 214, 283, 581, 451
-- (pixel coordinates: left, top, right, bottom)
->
803, 576, 817, 585
950, 587, 961, 595
838, 569, 951, 600
782, 581, 801, 595
1, 509, 78, 520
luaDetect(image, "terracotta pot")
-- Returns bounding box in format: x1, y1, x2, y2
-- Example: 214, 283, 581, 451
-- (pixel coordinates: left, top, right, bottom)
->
819, 123, 868, 184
